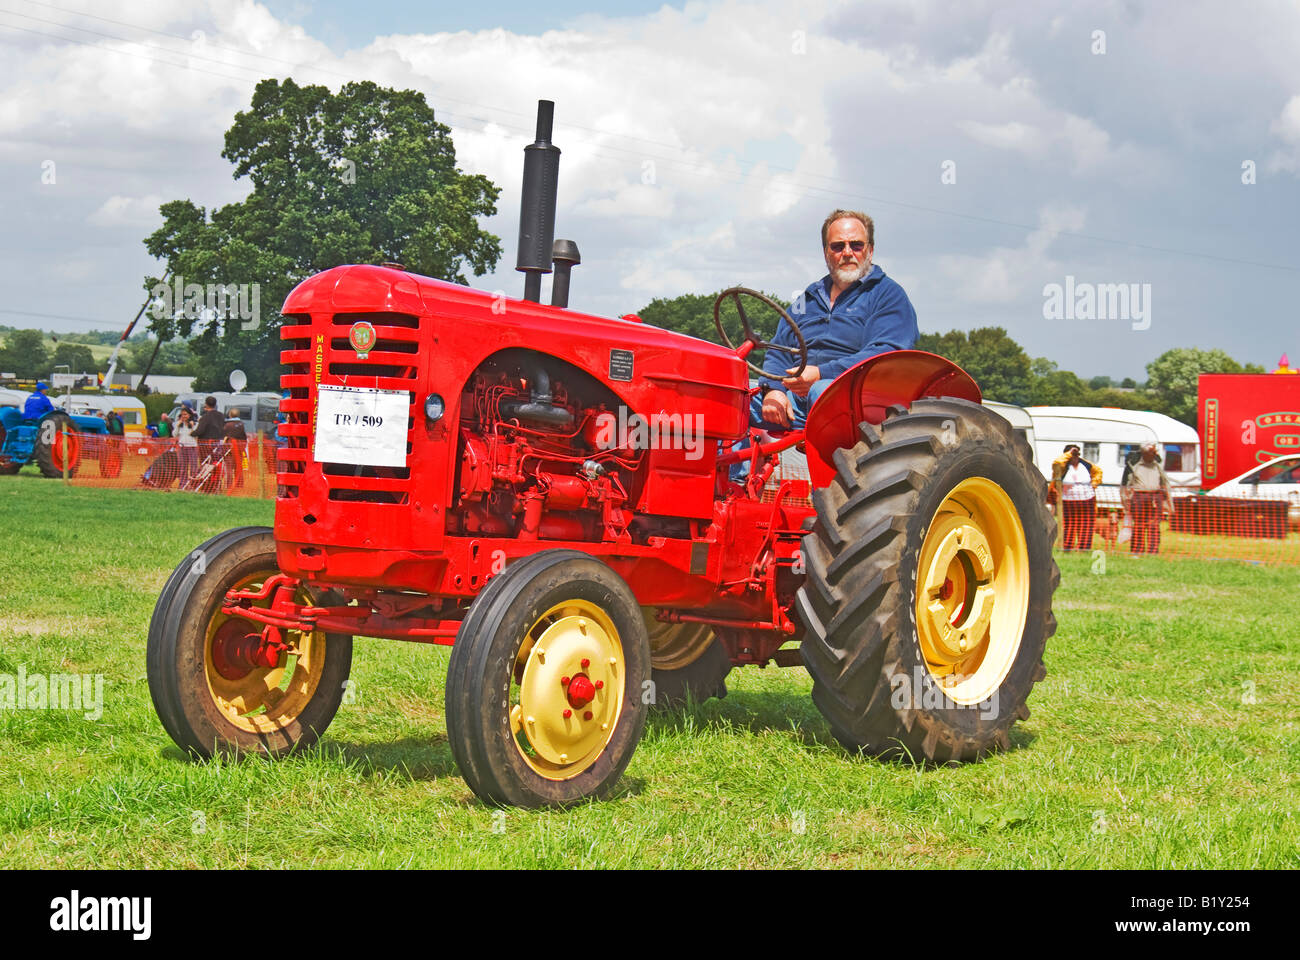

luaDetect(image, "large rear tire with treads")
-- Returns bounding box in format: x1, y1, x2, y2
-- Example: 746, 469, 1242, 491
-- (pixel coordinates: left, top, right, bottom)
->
796, 398, 1058, 763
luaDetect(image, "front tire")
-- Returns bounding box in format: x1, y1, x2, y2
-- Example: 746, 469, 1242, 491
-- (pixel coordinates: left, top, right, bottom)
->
797, 399, 1058, 763
446, 550, 651, 807
146, 527, 353, 758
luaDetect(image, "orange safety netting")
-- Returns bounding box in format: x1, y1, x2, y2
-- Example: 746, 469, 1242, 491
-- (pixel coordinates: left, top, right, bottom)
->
45, 431, 1300, 564
56, 431, 278, 499
1054, 486, 1300, 564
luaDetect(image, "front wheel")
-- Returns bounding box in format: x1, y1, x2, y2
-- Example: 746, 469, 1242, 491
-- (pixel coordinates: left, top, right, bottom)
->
446, 550, 651, 807
797, 398, 1058, 763
146, 526, 353, 758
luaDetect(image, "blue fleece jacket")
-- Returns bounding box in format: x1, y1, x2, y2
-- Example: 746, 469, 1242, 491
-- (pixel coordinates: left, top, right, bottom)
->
23, 392, 54, 419
760, 264, 918, 394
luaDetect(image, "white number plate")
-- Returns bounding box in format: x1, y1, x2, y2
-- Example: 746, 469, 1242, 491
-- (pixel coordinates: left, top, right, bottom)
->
313, 385, 410, 467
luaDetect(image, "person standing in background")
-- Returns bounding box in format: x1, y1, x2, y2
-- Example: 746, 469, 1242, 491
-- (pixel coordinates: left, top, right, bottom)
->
175, 403, 199, 487
1124, 442, 1175, 555
223, 408, 248, 488
1052, 444, 1102, 551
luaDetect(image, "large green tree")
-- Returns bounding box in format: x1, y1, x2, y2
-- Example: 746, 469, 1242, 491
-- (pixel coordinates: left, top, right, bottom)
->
0, 329, 50, 379
51, 341, 96, 374
143, 78, 503, 390
1145, 347, 1265, 425
636, 290, 787, 344
917, 327, 1034, 404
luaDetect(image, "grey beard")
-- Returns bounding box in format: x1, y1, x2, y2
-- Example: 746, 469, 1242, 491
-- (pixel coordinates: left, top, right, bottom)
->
830, 261, 869, 286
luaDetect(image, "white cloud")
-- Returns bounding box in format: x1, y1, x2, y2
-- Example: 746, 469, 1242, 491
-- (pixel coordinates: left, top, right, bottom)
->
936, 203, 1087, 305
88, 194, 166, 227
0, 0, 1298, 378
1267, 94, 1300, 174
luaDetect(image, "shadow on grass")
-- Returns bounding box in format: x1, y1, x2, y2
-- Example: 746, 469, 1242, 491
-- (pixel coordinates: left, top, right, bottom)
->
645, 689, 836, 749
645, 689, 1040, 766
159, 736, 460, 782
318, 737, 459, 781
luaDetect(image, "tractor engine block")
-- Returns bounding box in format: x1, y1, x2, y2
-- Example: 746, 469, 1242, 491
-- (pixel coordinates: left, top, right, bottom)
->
448, 355, 641, 543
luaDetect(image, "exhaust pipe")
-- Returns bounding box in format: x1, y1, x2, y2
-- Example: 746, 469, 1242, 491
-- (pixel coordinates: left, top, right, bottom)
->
550, 239, 580, 308
516, 100, 561, 303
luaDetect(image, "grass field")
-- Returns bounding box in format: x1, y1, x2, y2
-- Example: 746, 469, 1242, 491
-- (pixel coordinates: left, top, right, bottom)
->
1, 476, 1296, 868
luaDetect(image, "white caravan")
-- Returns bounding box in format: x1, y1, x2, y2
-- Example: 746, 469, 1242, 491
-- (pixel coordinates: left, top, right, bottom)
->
1025, 406, 1201, 503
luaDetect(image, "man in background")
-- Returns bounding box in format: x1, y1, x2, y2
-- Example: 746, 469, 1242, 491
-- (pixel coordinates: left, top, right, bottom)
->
223, 407, 248, 488
194, 395, 225, 464
23, 382, 54, 419
1124, 442, 1175, 555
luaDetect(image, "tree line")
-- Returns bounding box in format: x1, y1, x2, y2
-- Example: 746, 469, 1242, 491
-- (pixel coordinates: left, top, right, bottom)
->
0, 327, 196, 381
633, 293, 1264, 427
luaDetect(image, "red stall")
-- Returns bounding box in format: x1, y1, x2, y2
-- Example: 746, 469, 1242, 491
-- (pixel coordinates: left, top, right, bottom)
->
1199, 361, 1300, 485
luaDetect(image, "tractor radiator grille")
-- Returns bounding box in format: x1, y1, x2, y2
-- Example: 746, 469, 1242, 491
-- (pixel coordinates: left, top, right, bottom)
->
279, 311, 421, 504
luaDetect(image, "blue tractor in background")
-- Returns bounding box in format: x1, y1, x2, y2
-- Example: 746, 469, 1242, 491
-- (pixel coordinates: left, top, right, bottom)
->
0, 393, 107, 477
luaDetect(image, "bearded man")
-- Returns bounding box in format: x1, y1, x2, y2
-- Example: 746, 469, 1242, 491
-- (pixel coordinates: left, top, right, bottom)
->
755, 209, 919, 429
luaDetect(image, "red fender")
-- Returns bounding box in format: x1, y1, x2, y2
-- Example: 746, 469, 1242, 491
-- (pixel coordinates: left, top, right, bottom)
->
803, 350, 981, 488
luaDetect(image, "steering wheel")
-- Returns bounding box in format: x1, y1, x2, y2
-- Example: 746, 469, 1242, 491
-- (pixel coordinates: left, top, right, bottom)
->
713, 287, 808, 380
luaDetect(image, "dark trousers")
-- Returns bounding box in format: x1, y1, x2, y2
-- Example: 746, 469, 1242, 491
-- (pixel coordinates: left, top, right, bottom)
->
1130, 491, 1165, 554
1062, 497, 1096, 551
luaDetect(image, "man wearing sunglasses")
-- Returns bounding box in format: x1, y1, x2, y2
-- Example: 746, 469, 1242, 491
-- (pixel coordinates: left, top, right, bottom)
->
756, 209, 918, 429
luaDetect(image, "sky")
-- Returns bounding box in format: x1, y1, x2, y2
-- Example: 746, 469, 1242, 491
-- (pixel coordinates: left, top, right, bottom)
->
1, 0, 1297, 380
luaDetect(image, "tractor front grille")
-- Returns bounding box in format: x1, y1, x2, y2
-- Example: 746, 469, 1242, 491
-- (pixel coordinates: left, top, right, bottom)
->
279, 311, 422, 505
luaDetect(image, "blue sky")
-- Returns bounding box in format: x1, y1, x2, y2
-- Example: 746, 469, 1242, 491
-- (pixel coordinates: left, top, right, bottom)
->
1, 0, 1298, 381
259, 0, 670, 49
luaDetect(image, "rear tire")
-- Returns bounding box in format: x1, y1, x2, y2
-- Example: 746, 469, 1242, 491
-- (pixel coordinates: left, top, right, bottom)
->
796, 399, 1058, 763
644, 611, 730, 709
35, 411, 79, 478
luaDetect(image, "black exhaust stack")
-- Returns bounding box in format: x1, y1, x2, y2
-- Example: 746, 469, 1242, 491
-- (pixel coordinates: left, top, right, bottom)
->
516, 100, 561, 303
550, 239, 580, 308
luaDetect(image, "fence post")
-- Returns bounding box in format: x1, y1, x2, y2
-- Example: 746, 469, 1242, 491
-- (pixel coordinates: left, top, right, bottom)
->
255, 431, 265, 499
61, 424, 69, 484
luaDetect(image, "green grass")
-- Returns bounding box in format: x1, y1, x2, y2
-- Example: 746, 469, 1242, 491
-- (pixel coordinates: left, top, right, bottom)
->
1, 475, 1297, 868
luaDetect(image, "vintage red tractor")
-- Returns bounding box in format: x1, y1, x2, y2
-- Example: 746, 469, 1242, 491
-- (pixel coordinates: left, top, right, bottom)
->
147, 102, 1057, 807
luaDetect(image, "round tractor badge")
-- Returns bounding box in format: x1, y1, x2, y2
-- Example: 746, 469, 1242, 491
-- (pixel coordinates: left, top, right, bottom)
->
349, 320, 376, 359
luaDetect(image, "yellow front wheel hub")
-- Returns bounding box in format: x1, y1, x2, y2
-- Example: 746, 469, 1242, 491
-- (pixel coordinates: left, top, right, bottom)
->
203, 573, 326, 734
915, 477, 1029, 705
511, 599, 624, 780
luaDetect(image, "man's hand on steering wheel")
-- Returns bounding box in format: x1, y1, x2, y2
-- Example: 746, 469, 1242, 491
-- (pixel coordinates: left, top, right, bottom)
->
781, 364, 821, 397
761, 389, 794, 429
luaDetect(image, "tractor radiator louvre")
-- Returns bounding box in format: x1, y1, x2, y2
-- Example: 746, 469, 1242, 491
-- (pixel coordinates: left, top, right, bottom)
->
279, 311, 421, 504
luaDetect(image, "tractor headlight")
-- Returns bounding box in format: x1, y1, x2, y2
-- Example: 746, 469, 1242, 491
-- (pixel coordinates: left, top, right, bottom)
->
424, 393, 445, 423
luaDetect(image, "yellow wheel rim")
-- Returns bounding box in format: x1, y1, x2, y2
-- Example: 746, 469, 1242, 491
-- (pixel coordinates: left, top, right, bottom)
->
203, 573, 327, 734
642, 608, 714, 670
510, 599, 624, 780
914, 477, 1029, 705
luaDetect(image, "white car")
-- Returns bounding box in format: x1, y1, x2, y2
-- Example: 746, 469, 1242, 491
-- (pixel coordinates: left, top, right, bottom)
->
1209, 455, 1300, 524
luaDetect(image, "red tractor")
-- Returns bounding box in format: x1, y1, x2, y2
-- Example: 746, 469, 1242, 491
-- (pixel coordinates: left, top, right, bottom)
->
147, 102, 1057, 807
